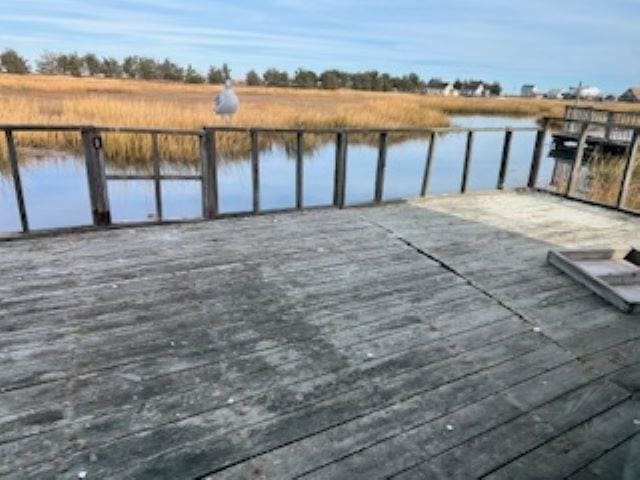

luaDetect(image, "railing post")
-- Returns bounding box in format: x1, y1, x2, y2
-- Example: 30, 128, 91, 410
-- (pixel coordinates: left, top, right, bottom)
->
151, 133, 162, 221
460, 130, 474, 193
497, 129, 513, 190
296, 131, 304, 210
604, 111, 615, 140
333, 131, 347, 208
617, 129, 639, 209
251, 129, 260, 214
421, 132, 437, 197
81, 127, 111, 226
567, 123, 590, 197
4, 129, 29, 233
200, 128, 218, 219
374, 132, 387, 203
527, 118, 549, 188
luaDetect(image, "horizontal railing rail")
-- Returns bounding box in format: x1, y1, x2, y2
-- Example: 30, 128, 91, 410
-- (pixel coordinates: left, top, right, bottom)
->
1, 119, 638, 237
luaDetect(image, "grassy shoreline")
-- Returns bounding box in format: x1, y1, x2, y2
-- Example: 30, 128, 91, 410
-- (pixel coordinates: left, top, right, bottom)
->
0, 74, 638, 209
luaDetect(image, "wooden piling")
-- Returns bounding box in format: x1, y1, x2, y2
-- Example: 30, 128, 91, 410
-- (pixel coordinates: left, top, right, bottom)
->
81, 127, 111, 226
461, 131, 474, 193
567, 123, 590, 197
421, 132, 437, 197
527, 119, 549, 188
497, 130, 513, 190
251, 130, 260, 213
618, 130, 639, 208
374, 132, 387, 203
200, 129, 218, 219
4, 129, 29, 232
151, 133, 162, 221
296, 131, 304, 210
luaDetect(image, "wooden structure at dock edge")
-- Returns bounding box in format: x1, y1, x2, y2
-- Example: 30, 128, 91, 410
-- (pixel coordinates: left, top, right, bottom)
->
1, 117, 639, 238
552, 105, 640, 156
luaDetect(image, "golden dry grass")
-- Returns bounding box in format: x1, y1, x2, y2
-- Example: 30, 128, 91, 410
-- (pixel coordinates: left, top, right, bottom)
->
1, 73, 640, 201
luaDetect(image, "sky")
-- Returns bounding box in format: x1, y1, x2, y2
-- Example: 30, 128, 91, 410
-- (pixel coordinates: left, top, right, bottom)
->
0, 0, 638, 94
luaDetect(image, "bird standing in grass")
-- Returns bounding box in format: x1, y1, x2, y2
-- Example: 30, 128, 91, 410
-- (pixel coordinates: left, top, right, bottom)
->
215, 79, 239, 123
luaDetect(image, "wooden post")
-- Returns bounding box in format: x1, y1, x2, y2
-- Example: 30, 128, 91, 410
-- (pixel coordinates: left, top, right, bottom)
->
151, 133, 162, 221
617, 129, 639, 209
4, 129, 28, 232
333, 131, 347, 208
497, 129, 513, 190
296, 131, 304, 210
374, 132, 387, 203
200, 128, 218, 219
527, 118, 549, 188
421, 132, 436, 197
567, 123, 590, 197
604, 111, 615, 140
460, 130, 474, 193
81, 128, 111, 226
251, 129, 260, 214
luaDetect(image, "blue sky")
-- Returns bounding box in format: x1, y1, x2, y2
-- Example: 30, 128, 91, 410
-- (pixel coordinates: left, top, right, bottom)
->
1, 0, 638, 94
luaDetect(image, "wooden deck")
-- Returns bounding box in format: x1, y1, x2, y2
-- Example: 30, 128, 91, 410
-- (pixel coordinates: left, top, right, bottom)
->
1, 191, 639, 479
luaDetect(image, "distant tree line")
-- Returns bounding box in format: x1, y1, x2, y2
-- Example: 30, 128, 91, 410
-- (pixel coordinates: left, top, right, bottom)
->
0, 48, 231, 85
0, 47, 502, 94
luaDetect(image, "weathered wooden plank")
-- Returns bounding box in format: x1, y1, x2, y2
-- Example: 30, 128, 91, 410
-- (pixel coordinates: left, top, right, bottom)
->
567, 432, 640, 480
395, 379, 629, 480
212, 343, 575, 480
484, 399, 640, 479
0, 192, 638, 479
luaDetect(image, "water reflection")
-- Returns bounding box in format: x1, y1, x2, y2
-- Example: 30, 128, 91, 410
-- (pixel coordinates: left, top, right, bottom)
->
0, 116, 540, 233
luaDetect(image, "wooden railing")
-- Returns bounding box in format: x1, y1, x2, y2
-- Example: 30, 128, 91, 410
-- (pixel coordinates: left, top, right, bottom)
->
563, 106, 640, 143
1, 120, 637, 236
543, 115, 639, 213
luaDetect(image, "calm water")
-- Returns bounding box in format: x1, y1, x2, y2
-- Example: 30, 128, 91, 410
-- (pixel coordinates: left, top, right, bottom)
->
1, 115, 557, 233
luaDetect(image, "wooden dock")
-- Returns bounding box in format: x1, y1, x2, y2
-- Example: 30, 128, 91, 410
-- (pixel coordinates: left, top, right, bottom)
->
1, 191, 639, 479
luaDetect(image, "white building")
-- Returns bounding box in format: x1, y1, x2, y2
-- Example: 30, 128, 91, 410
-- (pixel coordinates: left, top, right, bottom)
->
423, 79, 457, 96
520, 84, 541, 97
544, 89, 564, 99
460, 81, 485, 97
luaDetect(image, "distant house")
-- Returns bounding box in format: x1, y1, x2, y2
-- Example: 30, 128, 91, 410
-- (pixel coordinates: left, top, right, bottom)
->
460, 81, 485, 97
619, 87, 640, 103
423, 79, 457, 96
520, 84, 540, 97
563, 85, 602, 100
544, 89, 564, 99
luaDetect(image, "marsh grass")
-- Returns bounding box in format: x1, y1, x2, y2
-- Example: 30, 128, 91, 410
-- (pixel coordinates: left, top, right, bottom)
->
0, 73, 579, 164
1, 73, 639, 206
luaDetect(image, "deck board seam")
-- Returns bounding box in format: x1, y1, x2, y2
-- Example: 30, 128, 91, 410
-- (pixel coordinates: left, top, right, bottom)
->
362, 216, 570, 353
478, 395, 634, 479
388, 379, 631, 479
562, 429, 640, 479
194, 348, 576, 480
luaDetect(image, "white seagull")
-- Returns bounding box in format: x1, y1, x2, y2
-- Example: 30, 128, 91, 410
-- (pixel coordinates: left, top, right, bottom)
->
215, 79, 239, 123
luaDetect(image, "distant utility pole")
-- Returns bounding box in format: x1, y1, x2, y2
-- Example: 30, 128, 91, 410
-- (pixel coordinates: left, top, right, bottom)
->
575, 81, 582, 105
